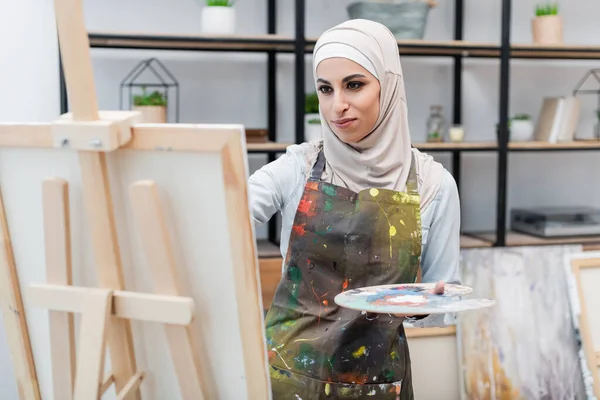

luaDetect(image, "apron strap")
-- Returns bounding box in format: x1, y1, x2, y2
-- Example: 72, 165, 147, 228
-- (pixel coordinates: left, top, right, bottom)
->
309, 148, 327, 182
405, 152, 419, 195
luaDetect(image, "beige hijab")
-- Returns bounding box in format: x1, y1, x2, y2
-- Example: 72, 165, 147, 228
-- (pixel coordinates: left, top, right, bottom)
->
311, 19, 444, 211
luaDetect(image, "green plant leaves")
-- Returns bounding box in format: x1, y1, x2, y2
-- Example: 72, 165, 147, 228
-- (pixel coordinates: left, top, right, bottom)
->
206, 0, 234, 6
133, 87, 167, 106
535, 2, 559, 16
305, 92, 319, 114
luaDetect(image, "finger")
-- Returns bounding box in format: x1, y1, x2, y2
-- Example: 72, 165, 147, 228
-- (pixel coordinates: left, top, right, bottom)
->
434, 280, 445, 294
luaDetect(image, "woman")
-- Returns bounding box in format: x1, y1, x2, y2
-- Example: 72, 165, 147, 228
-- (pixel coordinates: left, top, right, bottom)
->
248, 19, 461, 400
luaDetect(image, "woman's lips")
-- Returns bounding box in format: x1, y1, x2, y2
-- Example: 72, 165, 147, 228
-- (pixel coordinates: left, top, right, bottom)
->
332, 118, 357, 129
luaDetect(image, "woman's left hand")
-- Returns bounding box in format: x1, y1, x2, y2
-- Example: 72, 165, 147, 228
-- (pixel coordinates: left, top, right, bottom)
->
393, 280, 445, 318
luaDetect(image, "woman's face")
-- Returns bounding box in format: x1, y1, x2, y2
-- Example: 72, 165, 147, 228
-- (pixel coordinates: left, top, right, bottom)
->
315, 58, 381, 144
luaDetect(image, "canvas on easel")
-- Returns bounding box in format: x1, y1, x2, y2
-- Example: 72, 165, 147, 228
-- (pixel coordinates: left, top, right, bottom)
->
564, 250, 600, 400
0, 0, 271, 399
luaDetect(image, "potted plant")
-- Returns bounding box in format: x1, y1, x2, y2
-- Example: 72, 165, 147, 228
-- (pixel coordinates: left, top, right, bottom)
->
200, 0, 236, 35
532, 2, 563, 45
133, 87, 167, 123
510, 114, 534, 141
304, 92, 322, 142
347, 0, 437, 40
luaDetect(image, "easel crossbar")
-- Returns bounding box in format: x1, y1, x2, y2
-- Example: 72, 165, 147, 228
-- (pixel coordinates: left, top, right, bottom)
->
28, 284, 194, 326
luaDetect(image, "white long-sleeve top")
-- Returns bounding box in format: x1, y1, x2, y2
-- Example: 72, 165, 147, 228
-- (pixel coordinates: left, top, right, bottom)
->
248, 141, 461, 327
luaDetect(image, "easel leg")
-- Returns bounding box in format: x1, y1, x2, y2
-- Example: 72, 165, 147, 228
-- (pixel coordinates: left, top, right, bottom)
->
73, 288, 113, 400
43, 178, 76, 400
129, 181, 206, 400
0, 186, 41, 399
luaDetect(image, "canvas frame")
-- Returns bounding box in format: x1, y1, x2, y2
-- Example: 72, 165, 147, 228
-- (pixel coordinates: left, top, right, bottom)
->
0, 0, 271, 398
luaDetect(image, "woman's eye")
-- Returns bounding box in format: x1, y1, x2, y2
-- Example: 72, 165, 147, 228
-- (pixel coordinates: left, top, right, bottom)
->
347, 81, 363, 90
318, 85, 332, 94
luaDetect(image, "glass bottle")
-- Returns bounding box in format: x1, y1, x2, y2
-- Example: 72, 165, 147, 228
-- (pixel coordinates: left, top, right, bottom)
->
426, 105, 445, 143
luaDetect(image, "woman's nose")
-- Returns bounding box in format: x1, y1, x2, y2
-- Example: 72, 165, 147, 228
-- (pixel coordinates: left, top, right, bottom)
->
333, 93, 349, 115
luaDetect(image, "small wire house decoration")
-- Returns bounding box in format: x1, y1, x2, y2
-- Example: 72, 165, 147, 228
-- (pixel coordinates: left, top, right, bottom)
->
572, 68, 600, 139
120, 57, 180, 122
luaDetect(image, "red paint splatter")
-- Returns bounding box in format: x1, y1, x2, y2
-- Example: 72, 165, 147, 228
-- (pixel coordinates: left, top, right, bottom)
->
342, 279, 349, 292
292, 224, 305, 235
268, 350, 276, 360
297, 198, 316, 217
322, 300, 329, 306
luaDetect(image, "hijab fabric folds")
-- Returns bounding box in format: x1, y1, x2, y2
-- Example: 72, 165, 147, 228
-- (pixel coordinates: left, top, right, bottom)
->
312, 19, 444, 211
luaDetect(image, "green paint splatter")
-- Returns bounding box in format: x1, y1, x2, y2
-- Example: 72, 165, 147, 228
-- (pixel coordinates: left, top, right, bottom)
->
383, 369, 395, 381
324, 198, 333, 211
315, 225, 333, 236
322, 185, 336, 197
294, 343, 319, 371
288, 265, 302, 283
288, 265, 302, 307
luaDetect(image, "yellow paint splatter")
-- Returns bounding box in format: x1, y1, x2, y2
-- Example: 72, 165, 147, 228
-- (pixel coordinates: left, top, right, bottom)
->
400, 219, 405, 226
389, 226, 397, 236
323, 244, 327, 249
352, 345, 367, 358
369, 188, 379, 197
325, 383, 331, 395
390, 351, 397, 360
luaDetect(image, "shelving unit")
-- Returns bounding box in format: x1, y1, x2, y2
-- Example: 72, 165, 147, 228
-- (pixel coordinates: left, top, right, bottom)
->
58, 0, 600, 257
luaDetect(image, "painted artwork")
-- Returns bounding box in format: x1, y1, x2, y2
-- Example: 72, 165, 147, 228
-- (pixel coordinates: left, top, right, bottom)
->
458, 245, 587, 400
334, 282, 495, 315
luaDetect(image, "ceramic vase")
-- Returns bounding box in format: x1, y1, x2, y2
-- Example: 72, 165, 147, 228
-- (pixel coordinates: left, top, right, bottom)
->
134, 106, 167, 123
304, 113, 322, 142
510, 120, 534, 142
201, 6, 236, 35
532, 15, 563, 45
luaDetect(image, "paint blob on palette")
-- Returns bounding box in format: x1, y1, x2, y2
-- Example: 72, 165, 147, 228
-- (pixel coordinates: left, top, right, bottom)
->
334, 283, 495, 315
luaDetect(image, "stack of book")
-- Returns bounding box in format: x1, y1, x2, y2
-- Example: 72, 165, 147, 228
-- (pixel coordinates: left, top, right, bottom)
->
533, 96, 582, 142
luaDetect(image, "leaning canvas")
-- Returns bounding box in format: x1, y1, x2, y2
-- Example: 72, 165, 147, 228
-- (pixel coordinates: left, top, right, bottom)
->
458, 245, 586, 400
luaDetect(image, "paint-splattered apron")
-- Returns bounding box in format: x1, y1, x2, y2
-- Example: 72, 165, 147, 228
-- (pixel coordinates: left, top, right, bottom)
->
264, 148, 422, 400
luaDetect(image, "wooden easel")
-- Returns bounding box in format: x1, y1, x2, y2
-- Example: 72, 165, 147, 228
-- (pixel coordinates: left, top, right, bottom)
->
25, 178, 205, 400
0, 0, 270, 398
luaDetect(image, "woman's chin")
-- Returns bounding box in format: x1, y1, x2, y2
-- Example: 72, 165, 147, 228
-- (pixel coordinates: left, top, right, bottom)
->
333, 129, 369, 144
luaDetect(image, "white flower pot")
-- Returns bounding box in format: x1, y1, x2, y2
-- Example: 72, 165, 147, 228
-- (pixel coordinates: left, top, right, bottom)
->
510, 120, 534, 142
201, 6, 236, 35
304, 113, 322, 142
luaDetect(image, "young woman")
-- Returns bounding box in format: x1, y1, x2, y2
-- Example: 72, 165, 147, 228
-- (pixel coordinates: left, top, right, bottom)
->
248, 19, 461, 400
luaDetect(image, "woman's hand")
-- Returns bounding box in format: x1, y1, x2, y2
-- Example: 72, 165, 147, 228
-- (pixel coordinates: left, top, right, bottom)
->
393, 280, 445, 318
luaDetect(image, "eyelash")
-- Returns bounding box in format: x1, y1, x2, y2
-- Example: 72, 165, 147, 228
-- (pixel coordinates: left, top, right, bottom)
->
318, 81, 364, 94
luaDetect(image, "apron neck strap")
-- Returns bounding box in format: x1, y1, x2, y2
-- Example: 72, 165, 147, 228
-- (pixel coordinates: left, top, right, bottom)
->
406, 151, 418, 195
309, 147, 327, 182
309, 147, 420, 196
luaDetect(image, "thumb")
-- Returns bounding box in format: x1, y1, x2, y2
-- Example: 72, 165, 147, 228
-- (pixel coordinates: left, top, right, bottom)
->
434, 280, 445, 294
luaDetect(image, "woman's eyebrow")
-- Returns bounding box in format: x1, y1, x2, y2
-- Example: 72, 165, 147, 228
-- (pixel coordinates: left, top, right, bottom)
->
317, 74, 366, 85
342, 74, 366, 82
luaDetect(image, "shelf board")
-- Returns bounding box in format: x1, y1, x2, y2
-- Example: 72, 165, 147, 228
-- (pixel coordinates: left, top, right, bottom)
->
246, 141, 291, 153
257, 236, 489, 258
511, 43, 600, 59
468, 231, 600, 247
86, 32, 600, 60
305, 38, 501, 57
508, 140, 600, 151
88, 31, 295, 52
414, 141, 497, 151
460, 234, 493, 248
